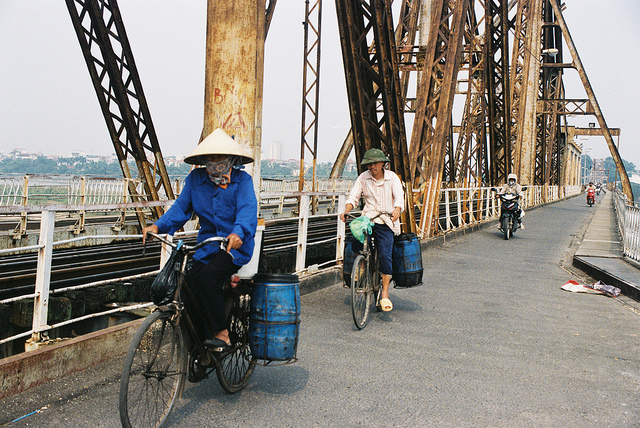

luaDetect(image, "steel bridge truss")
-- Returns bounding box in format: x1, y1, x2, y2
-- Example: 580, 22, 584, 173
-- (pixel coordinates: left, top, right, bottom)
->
335, 0, 415, 231
65, 0, 175, 226
334, 0, 633, 237
59, 0, 634, 236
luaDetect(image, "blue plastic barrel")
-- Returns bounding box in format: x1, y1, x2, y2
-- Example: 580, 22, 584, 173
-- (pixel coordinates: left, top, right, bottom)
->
342, 240, 358, 285
249, 273, 300, 361
392, 233, 423, 288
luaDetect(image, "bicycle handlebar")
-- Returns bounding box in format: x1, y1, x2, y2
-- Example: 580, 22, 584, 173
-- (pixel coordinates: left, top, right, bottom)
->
145, 231, 228, 254
345, 211, 394, 221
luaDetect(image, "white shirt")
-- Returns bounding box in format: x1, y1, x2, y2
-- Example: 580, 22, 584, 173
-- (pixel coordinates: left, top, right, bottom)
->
346, 169, 404, 235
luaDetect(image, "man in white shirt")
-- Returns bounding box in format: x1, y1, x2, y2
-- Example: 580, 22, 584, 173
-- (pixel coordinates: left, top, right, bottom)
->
340, 149, 404, 311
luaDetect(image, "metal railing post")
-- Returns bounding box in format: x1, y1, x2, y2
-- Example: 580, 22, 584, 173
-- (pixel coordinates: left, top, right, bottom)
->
13, 175, 29, 239
296, 194, 310, 273
444, 190, 451, 231
456, 189, 463, 228
73, 177, 87, 234
336, 194, 346, 264
27, 210, 55, 350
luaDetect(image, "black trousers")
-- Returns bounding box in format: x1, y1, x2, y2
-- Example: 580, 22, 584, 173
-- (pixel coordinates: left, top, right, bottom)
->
185, 251, 239, 338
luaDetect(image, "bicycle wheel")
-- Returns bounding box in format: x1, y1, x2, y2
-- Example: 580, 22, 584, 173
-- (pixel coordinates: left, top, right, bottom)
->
351, 254, 372, 329
120, 310, 187, 428
216, 293, 256, 393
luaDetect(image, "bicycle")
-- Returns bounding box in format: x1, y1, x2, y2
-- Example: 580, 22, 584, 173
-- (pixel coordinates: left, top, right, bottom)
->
346, 212, 393, 329
119, 232, 255, 428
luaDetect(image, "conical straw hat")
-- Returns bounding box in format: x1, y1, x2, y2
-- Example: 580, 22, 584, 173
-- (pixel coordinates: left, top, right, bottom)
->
184, 128, 254, 165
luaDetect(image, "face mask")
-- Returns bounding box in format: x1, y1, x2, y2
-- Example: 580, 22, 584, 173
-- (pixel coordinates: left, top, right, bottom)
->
204, 157, 233, 177
509, 180, 515, 185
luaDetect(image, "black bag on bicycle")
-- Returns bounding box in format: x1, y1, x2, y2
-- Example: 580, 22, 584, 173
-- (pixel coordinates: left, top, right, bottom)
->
150, 241, 184, 305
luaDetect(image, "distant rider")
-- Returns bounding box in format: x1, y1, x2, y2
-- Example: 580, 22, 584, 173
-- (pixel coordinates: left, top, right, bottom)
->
586, 182, 596, 204
496, 173, 525, 229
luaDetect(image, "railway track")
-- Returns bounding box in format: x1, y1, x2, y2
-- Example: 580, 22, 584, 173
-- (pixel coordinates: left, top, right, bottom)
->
0, 217, 340, 299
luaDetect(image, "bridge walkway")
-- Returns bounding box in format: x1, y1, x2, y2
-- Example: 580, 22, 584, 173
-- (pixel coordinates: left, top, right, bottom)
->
2, 192, 640, 426
573, 190, 640, 299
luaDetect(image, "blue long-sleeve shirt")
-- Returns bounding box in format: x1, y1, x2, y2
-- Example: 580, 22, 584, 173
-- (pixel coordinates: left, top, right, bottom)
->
155, 167, 258, 266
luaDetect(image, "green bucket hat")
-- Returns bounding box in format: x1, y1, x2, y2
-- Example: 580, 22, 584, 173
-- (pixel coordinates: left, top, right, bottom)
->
360, 148, 390, 166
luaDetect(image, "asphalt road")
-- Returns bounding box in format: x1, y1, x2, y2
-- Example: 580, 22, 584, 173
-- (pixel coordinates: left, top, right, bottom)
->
3, 195, 640, 427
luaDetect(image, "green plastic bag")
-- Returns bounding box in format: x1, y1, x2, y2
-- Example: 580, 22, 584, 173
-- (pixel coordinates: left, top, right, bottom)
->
349, 216, 373, 244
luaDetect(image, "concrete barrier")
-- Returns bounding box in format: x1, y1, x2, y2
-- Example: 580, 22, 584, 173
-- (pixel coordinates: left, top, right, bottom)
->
0, 319, 143, 400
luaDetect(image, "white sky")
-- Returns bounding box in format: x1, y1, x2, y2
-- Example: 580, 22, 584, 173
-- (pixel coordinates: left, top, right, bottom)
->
0, 0, 638, 168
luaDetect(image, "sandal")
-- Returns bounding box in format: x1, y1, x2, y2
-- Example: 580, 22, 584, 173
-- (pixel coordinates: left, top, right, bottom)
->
379, 298, 393, 312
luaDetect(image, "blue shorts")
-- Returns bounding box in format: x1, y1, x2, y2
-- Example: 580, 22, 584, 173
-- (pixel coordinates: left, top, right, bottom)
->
351, 223, 394, 275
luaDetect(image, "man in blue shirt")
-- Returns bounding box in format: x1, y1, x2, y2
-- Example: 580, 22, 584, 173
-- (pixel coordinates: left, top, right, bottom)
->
143, 128, 258, 350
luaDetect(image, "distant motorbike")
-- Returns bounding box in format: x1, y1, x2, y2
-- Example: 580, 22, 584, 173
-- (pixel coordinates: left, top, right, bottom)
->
496, 192, 521, 240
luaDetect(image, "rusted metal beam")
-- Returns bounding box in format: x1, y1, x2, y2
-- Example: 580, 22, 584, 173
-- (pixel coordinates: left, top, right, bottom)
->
65, 0, 175, 227
265, 0, 278, 36
572, 127, 621, 137
511, 0, 542, 186
335, 0, 415, 232
299, 0, 323, 213
485, 0, 513, 185
536, 99, 595, 115
203, 0, 266, 191
409, 0, 469, 237
548, 0, 633, 201
451, 2, 489, 186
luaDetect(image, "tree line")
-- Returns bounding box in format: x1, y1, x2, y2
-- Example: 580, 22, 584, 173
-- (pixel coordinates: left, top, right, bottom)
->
0, 156, 358, 180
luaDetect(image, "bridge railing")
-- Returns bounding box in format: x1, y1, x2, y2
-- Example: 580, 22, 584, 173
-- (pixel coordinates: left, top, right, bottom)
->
0, 195, 347, 353
613, 189, 640, 263
432, 184, 581, 235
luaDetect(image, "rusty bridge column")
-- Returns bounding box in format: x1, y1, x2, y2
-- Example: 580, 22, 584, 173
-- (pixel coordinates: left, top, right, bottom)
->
203, 0, 266, 190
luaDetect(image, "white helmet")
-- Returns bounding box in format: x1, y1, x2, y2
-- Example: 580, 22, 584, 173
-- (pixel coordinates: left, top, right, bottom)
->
184, 128, 254, 165
507, 173, 518, 182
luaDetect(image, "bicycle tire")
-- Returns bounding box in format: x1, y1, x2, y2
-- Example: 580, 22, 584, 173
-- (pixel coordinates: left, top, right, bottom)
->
216, 293, 256, 393
119, 310, 187, 428
351, 254, 372, 329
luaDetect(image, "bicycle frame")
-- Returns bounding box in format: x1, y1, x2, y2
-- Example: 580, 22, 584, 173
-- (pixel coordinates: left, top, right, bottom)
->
346, 212, 392, 329
147, 233, 230, 366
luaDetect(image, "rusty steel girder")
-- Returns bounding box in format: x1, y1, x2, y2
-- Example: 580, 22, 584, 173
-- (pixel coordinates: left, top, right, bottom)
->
331, 0, 418, 181
510, 0, 543, 186
452, 1, 489, 187
65, 0, 175, 227
485, 0, 513, 186
408, 0, 468, 238
335, 0, 415, 231
265, 0, 278, 36
536, 0, 564, 187
335, 0, 410, 175
299, 0, 323, 212
547, 0, 633, 201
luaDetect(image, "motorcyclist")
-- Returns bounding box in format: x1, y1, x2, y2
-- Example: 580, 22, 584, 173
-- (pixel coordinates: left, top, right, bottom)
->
495, 173, 525, 229
586, 182, 596, 205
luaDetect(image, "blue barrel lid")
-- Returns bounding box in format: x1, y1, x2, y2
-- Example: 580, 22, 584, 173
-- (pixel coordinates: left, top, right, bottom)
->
394, 233, 418, 242
253, 273, 299, 283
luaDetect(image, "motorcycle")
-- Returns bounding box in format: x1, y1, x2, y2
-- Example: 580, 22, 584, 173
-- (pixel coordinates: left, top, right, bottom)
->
587, 190, 595, 207
496, 192, 521, 240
